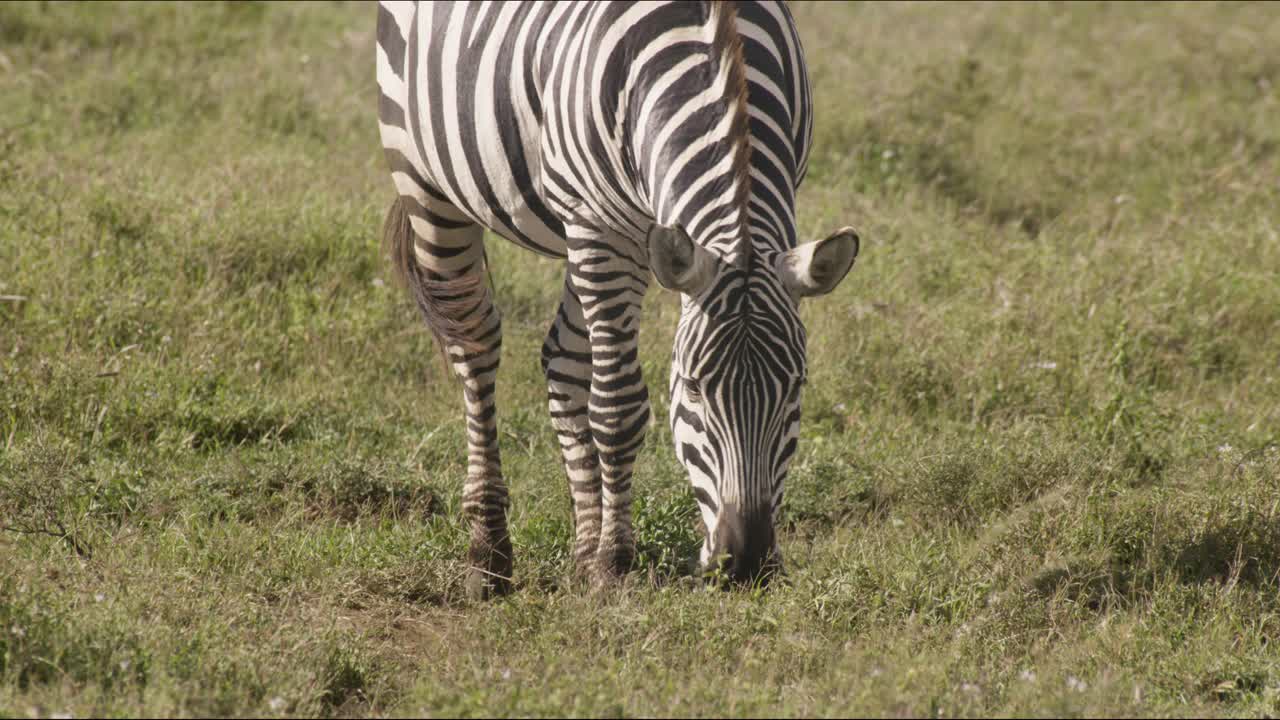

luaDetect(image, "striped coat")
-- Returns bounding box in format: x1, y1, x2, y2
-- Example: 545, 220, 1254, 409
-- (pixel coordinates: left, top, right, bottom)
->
376, 1, 859, 596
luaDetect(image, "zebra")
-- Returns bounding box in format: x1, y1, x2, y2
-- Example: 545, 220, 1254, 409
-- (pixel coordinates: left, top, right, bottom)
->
376, 0, 860, 598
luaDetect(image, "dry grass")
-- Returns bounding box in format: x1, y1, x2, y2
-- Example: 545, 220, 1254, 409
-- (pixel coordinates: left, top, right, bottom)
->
2, 1, 1279, 716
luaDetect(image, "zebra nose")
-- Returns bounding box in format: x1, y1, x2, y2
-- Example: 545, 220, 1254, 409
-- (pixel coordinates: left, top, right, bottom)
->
710, 505, 777, 585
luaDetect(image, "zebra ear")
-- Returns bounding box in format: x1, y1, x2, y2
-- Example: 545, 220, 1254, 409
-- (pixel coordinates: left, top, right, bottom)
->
777, 227, 860, 299
648, 223, 716, 295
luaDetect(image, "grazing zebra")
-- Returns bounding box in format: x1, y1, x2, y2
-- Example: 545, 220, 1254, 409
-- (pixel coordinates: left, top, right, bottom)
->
376, 0, 860, 598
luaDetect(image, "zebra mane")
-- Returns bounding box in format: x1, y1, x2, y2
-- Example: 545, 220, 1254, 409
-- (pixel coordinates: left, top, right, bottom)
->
709, 0, 753, 271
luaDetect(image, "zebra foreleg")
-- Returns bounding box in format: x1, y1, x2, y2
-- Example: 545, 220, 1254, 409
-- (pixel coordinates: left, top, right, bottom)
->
541, 275, 602, 580
567, 238, 651, 584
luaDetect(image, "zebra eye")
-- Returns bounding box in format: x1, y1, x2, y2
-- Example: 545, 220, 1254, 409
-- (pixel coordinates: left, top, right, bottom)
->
683, 377, 703, 405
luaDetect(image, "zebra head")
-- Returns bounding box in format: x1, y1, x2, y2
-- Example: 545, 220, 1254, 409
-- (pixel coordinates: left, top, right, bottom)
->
649, 223, 860, 584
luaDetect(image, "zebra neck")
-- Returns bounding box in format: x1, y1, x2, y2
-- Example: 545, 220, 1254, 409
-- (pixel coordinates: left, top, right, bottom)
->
626, 1, 754, 271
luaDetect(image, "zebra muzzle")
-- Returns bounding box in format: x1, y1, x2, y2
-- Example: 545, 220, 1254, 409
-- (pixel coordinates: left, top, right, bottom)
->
706, 503, 778, 586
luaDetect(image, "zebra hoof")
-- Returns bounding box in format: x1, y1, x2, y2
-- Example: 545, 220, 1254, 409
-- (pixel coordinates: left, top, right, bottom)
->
591, 544, 635, 589
465, 536, 514, 601
589, 567, 626, 591
465, 567, 513, 600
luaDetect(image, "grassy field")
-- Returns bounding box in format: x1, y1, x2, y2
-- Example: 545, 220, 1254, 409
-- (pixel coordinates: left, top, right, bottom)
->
2, 1, 1279, 716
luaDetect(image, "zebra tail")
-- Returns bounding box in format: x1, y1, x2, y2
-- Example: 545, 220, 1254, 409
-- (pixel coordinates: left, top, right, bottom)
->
382, 196, 488, 370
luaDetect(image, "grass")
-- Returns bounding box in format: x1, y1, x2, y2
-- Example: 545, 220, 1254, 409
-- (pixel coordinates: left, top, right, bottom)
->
1, 0, 1278, 716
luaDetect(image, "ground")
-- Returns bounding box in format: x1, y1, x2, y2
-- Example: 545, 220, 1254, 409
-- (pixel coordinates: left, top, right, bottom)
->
2, 1, 1279, 717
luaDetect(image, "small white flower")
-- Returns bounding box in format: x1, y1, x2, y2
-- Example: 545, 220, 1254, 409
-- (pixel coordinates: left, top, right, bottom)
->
118, 659, 131, 672
1018, 669, 1036, 682
882, 149, 895, 160
372, 277, 386, 288
94, 593, 105, 603
500, 668, 511, 680
960, 682, 980, 694
268, 697, 286, 712
1066, 675, 1088, 692
833, 403, 848, 413
10, 625, 25, 638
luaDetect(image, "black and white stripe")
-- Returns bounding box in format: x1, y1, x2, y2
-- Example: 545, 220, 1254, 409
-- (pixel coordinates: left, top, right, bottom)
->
377, 0, 858, 593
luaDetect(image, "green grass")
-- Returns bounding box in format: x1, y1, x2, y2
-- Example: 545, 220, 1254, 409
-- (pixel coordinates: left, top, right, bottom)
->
2, 0, 1279, 716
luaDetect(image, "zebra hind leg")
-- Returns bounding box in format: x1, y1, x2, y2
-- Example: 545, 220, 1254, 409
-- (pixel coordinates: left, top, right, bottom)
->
541, 275, 603, 582
384, 195, 513, 600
